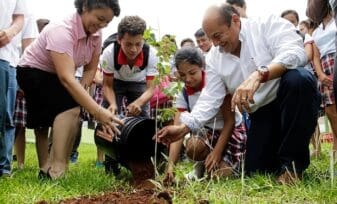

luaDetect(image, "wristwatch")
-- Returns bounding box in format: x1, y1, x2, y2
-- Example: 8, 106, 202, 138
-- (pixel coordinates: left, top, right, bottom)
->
257, 65, 269, 83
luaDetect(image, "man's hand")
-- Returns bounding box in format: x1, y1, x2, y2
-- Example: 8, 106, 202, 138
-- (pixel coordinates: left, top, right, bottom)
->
154, 124, 190, 146
231, 71, 261, 113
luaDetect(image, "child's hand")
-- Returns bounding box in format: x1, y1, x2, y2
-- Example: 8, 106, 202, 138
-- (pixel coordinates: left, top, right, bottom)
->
205, 150, 222, 173
163, 171, 176, 186
126, 102, 141, 116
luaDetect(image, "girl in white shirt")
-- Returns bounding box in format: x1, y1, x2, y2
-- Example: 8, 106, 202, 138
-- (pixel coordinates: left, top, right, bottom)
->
163, 47, 246, 185
312, 8, 337, 154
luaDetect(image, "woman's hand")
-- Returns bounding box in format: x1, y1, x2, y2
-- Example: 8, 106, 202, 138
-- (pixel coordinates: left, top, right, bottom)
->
107, 104, 118, 115
95, 107, 123, 137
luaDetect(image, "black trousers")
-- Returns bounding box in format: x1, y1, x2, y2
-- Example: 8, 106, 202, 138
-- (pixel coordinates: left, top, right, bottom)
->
245, 68, 320, 175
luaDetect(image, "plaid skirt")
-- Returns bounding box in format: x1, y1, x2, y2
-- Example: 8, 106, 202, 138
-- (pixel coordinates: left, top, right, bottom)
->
319, 53, 335, 106
188, 123, 247, 172
13, 89, 26, 128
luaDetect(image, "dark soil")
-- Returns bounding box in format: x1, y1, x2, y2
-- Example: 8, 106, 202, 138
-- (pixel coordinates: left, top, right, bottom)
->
52, 189, 172, 204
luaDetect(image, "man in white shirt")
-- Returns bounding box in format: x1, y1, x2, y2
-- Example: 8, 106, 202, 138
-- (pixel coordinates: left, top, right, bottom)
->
0, 0, 26, 177
157, 4, 320, 185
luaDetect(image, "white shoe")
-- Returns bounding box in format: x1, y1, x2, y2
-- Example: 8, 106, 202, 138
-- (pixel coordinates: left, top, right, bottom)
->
185, 162, 205, 181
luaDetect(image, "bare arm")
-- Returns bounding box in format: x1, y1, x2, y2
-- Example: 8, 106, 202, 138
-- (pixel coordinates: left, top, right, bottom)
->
102, 74, 117, 114
304, 43, 313, 62
232, 63, 287, 112
127, 79, 155, 116
312, 43, 332, 86
205, 95, 235, 172
0, 14, 24, 47
21, 38, 34, 51
50, 51, 122, 133
81, 52, 99, 88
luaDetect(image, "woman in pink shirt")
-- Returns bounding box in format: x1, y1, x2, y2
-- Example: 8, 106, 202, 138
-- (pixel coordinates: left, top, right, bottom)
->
16, 0, 122, 179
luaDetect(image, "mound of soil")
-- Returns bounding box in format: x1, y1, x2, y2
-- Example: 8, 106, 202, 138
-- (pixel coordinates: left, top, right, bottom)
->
54, 189, 172, 204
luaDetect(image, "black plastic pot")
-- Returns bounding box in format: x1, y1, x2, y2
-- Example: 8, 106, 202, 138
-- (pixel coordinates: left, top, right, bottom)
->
94, 117, 157, 162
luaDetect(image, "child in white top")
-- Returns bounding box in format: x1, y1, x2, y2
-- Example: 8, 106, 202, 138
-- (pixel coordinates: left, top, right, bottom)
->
164, 47, 246, 185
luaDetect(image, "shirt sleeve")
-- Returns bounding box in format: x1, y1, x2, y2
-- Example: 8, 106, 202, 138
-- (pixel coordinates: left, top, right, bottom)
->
263, 15, 307, 68
100, 43, 115, 76
22, 15, 38, 39
304, 34, 314, 45
180, 57, 226, 132
175, 91, 188, 111
13, 0, 27, 15
146, 46, 159, 81
45, 25, 75, 58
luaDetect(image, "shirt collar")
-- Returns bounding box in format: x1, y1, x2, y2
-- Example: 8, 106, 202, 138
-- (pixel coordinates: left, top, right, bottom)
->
185, 71, 205, 95
117, 48, 144, 67
74, 13, 101, 40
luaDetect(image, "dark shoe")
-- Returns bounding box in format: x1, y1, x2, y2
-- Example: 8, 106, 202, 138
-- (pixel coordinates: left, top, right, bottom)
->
12, 155, 17, 161
104, 159, 121, 176
70, 151, 79, 164
38, 169, 52, 180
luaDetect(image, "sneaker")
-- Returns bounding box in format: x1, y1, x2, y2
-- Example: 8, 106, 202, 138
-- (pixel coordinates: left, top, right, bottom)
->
0, 171, 11, 178
185, 162, 205, 181
70, 151, 79, 164
104, 159, 121, 176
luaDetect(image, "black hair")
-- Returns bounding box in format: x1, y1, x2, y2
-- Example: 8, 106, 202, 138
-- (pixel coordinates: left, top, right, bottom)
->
281, 10, 299, 23
226, 0, 246, 8
174, 47, 205, 69
180, 38, 195, 47
74, 0, 120, 16
299, 20, 310, 29
194, 28, 206, 38
117, 16, 146, 39
218, 4, 240, 27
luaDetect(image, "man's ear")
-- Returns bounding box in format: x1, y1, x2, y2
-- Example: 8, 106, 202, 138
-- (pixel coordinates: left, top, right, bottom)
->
232, 13, 240, 24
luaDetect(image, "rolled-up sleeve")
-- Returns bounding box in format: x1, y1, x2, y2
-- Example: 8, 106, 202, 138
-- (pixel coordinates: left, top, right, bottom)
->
264, 16, 307, 68
180, 58, 226, 132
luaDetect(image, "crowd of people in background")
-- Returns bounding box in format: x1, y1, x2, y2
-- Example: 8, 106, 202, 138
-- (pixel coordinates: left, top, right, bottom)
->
1, 0, 337, 188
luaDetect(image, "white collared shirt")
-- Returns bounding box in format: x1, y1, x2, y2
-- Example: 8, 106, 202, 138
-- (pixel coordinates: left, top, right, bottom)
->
101, 43, 158, 82
10, 14, 38, 66
181, 15, 307, 131
312, 17, 336, 58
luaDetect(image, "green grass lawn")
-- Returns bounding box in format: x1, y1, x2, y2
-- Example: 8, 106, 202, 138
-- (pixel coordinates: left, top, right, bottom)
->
1, 128, 337, 203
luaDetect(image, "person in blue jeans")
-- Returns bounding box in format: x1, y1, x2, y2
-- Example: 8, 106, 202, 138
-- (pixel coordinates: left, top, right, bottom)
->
0, 0, 26, 177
